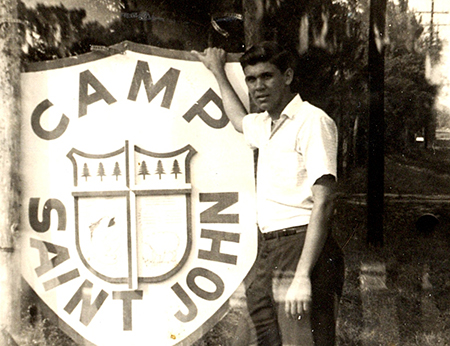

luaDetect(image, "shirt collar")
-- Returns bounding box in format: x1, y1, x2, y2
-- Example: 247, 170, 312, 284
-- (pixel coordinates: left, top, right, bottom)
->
263, 94, 303, 120
281, 94, 303, 119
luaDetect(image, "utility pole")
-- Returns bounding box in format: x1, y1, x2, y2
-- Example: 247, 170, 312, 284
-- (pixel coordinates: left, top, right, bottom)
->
0, 0, 22, 343
430, 0, 434, 44
416, 0, 450, 40
367, 0, 387, 247
424, 0, 435, 149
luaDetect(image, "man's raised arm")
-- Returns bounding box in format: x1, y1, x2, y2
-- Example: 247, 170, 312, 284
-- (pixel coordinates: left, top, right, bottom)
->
192, 48, 248, 133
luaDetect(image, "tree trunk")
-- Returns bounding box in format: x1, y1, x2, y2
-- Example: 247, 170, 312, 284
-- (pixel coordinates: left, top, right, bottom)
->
424, 109, 436, 149
0, 0, 22, 342
242, 0, 265, 48
367, 0, 387, 247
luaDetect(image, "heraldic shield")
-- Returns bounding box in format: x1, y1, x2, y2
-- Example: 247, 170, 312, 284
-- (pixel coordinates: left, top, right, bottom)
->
67, 141, 196, 288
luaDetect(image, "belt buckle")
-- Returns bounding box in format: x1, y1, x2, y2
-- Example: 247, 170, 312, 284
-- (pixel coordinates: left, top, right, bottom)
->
277, 228, 288, 240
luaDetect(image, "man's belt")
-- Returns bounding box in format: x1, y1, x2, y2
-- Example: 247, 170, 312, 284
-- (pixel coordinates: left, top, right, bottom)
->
262, 225, 307, 240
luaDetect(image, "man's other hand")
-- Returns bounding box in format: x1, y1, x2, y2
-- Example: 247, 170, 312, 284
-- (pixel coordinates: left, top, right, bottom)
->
285, 275, 313, 319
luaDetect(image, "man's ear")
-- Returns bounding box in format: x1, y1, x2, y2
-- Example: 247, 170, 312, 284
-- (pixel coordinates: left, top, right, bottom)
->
284, 67, 294, 86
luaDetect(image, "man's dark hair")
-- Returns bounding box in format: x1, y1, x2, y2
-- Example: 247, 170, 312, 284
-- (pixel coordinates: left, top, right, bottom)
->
239, 41, 296, 73
240, 41, 300, 92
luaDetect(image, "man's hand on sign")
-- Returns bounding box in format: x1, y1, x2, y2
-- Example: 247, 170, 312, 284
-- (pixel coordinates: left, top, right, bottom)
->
191, 47, 247, 133
191, 48, 227, 78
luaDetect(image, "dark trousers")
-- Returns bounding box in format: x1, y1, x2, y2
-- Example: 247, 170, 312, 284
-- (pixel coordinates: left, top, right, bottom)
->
245, 230, 344, 346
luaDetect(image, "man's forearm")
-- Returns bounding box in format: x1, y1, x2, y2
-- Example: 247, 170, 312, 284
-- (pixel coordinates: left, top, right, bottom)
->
284, 186, 335, 317
294, 178, 336, 280
213, 69, 247, 133
294, 197, 334, 280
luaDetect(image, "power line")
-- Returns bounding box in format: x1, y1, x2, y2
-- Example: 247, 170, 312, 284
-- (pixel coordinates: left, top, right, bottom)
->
414, 0, 450, 44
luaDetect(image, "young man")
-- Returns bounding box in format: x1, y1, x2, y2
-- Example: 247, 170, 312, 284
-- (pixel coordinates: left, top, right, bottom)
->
193, 42, 344, 346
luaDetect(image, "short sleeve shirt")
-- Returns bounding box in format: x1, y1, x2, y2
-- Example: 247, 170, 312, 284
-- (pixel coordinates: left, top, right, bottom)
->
242, 95, 337, 233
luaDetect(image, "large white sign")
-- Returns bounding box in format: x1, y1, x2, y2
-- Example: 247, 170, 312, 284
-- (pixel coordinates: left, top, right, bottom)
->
20, 42, 257, 346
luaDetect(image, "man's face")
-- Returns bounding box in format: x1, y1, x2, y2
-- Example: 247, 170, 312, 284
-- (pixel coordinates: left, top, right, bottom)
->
243, 61, 293, 117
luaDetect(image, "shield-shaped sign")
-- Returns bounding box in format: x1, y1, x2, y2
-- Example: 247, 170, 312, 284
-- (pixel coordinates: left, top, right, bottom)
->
20, 42, 257, 345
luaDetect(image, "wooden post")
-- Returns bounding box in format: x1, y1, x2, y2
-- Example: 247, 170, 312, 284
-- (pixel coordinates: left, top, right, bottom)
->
367, 0, 387, 247
0, 0, 22, 342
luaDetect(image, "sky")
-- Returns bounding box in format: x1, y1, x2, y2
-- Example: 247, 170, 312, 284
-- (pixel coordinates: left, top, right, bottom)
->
408, 0, 450, 39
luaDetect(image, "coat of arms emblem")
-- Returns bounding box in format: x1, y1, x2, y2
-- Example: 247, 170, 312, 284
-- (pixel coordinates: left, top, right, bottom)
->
68, 142, 196, 287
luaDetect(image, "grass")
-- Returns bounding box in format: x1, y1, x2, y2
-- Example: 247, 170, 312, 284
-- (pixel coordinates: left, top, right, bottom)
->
334, 200, 450, 345
339, 148, 450, 195
193, 198, 450, 346
194, 199, 450, 346
16, 308, 77, 346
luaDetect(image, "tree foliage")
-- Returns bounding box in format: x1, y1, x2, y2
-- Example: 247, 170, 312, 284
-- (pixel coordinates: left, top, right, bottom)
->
383, 1, 438, 152
19, 1, 87, 62
385, 52, 436, 151
316, 0, 439, 167
19, 0, 440, 167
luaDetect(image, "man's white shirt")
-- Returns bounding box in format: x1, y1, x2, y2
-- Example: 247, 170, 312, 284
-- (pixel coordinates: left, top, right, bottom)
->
242, 94, 337, 233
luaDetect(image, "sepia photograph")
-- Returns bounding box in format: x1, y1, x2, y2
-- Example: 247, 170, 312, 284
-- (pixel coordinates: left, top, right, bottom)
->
1, 0, 450, 345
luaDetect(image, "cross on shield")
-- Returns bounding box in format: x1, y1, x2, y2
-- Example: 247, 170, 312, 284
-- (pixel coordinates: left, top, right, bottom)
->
68, 141, 197, 289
